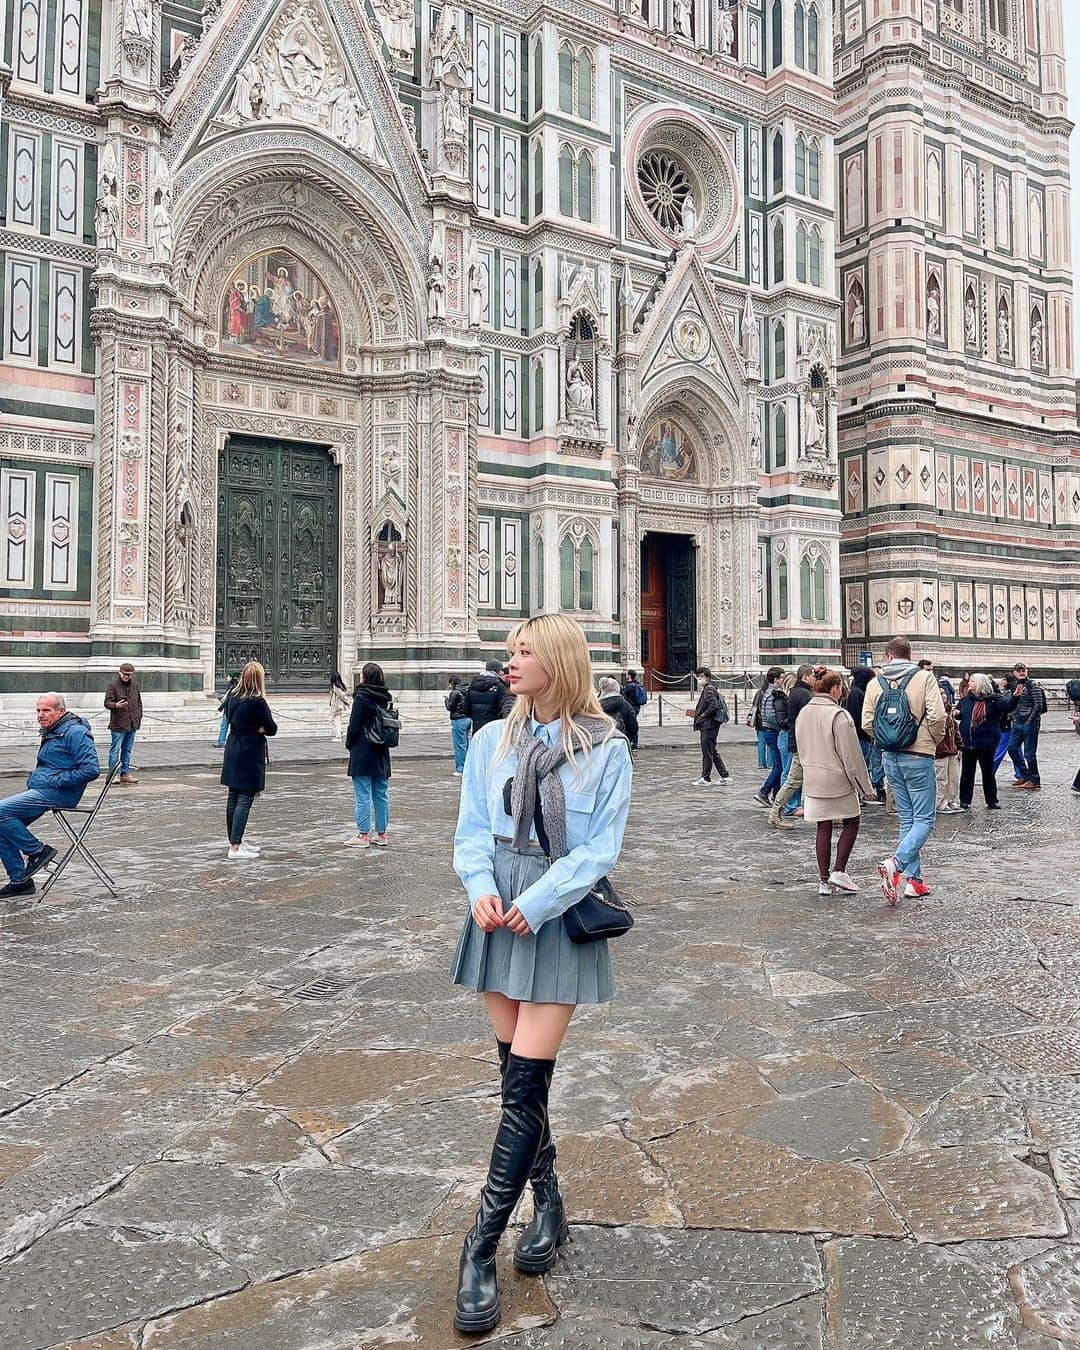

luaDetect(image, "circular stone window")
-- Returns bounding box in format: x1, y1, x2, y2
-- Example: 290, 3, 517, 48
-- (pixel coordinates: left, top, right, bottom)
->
626, 107, 740, 258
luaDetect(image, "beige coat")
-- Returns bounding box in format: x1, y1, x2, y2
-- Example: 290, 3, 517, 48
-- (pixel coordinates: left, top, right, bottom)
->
861, 666, 946, 757
798, 695, 876, 822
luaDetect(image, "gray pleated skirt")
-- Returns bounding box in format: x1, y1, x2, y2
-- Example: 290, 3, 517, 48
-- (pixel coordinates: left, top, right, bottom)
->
450, 840, 614, 1005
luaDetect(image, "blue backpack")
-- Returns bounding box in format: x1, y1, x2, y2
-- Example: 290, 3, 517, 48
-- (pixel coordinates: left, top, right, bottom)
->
871, 672, 925, 751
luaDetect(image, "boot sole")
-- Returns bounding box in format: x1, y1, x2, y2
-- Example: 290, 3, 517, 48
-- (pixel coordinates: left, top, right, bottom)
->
452, 1303, 501, 1334
513, 1221, 570, 1274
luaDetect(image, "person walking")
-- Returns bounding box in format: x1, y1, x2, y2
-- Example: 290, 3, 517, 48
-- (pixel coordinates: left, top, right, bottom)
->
449, 613, 633, 1335
220, 661, 277, 862
0, 693, 100, 898
465, 660, 515, 735
598, 675, 639, 746
747, 682, 768, 769
752, 667, 785, 807
687, 667, 733, 785
621, 670, 647, 750
934, 685, 963, 814
846, 666, 885, 801
213, 671, 239, 747
447, 674, 472, 776
329, 672, 351, 741
1006, 662, 1047, 791
797, 672, 876, 895
958, 673, 1008, 810
861, 637, 946, 905
767, 665, 815, 828
344, 662, 395, 848
104, 663, 143, 784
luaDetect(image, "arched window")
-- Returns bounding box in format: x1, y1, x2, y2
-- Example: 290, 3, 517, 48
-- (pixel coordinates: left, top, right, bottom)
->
988, 0, 1007, 34
795, 134, 806, 194
577, 152, 593, 222
533, 141, 544, 216
814, 555, 826, 620
533, 357, 544, 431
794, 0, 805, 67
533, 260, 543, 330
774, 404, 787, 468
807, 3, 819, 72
809, 225, 822, 287
577, 50, 593, 121
776, 556, 789, 619
800, 550, 827, 620
772, 130, 784, 195
534, 533, 544, 611
558, 145, 574, 216
808, 141, 821, 198
558, 44, 573, 113
559, 535, 575, 609
773, 218, 785, 282
796, 221, 808, 283
533, 39, 543, 115
771, 0, 783, 67
773, 319, 786, 381
800, 553, 812, 619
578, 535, 594, 611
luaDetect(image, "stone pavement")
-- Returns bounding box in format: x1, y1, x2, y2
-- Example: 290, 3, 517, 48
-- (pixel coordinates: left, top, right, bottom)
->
0, 737, 1078, 1348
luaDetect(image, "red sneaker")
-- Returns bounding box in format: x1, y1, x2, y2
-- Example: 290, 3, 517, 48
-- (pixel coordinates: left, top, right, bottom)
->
904, 878, 933, 899
877, 856, 901, 905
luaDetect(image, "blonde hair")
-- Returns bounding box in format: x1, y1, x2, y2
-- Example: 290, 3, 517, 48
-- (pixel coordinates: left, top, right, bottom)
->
496, 614, 613, 768
235, 660, 266, 700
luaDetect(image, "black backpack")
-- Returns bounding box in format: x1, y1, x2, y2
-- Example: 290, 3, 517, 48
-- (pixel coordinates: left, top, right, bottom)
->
365, 701, 401, 749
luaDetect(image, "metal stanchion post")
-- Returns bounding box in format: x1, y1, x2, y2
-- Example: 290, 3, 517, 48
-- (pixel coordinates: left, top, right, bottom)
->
658, 694, 663, 728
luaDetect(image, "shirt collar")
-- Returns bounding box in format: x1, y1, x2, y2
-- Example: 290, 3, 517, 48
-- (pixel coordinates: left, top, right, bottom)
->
529, 716, 561, 746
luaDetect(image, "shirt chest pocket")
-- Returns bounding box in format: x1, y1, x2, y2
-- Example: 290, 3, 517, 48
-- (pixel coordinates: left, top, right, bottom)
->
563, 787, 597, 830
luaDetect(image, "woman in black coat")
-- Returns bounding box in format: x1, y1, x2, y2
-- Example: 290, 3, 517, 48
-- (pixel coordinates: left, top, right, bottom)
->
220, 660, 278, 860
598, 675, 639, 747
957, 673, 1009, 809
344, 662, 394, 849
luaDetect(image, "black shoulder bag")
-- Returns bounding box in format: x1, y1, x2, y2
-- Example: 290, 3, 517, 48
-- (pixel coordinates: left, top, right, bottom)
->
503, 778, 634, 944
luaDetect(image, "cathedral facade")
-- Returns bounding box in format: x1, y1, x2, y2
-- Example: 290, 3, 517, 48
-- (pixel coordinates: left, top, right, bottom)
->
0, 0, 843, 698
836, 0, 1080, 675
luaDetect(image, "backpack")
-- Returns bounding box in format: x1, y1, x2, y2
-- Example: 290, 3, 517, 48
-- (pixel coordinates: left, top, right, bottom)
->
627, 682, 648, 708
1035, 685, 1048, 717
871, 671, 926, 751
715, 692, 730, 726
1066, 679, 1080, 705
365, 701, 401, 749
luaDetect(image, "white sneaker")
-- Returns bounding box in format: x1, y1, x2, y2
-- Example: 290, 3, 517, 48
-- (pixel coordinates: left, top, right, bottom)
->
344, 834, 371, 848
226, 848, 252, 862
818, 881, 834, 896
453, 770, 463, 777
692, 777, 713, 786
236, 842, 260, 858
716, 776, 735, 786
828, 871, 859, 893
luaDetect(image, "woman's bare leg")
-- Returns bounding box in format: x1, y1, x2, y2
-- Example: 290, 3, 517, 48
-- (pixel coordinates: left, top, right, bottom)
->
512, 1001, 575, 1060
483, 991, 520, 1045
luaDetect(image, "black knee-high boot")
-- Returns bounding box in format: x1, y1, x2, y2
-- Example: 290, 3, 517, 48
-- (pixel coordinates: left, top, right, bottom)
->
454, 1053, 553, 1334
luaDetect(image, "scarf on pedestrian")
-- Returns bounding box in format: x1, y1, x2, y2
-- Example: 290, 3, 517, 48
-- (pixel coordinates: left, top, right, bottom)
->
509, 715, 611, 860
971, 698, 987, 729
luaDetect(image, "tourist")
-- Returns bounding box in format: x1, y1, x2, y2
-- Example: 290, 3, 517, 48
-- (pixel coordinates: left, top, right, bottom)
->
220, 661, 277, 862
464, 660, 514, 734
796, 671, 876, 895
213, 671, 239, 747
449, 613, 633, 1335
752, 667, 785, 807
1006, 661, 1047, 791
846, 665, 884, 800
747, 680, 768, 769
957, 673, 1007, 811
767, 664, 815, 829
861, 637, 946, 904
0, 693, 99, 898
329, 671, 351, 741
934, 684, 963, 814
598, 675, 638, 746
446, 674, 471, 776
344, 662, 394, 848
621, 670, 647, 749
104, 662, 142, 784
687, 666, 733, 785
993, 673, 1016, 777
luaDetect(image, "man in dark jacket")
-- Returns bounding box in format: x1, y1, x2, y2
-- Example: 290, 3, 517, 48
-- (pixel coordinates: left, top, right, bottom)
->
0, 693, 100, 897
620, 670, 647, 748
846, 666, 884, 798
1007, 661, 1047, 790
104, 663, 143, 785
752, 667, 786, 807
464, 660, 514, 734
687, 667, 732, 785
767, 664, 815, 828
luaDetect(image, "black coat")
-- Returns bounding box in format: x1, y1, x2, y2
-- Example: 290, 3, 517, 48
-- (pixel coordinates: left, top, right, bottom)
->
464, 673, 512, 732
220, 696, 278, 794
346, 684, 393, 780
787, 681, 814, 751
958, 693, 1010, 750
446, 687, 468, 720
847, 668, 876, 744
600, 693, 638, 744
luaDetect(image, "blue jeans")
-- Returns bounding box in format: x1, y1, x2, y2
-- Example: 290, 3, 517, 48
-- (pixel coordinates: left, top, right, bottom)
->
1007, 720, 1040, 785
756, 729, 768, 769
882, 751, 937, 880
215, 714, 228, 746
0, 789, 52, 881
860, 738, 884, 790
993, 728, 1012, 773
352, 775, 390, 835
109, 728, 137, 774
778, 729, 802, 812
451, 717, 472, 773
760, 730, 782, 798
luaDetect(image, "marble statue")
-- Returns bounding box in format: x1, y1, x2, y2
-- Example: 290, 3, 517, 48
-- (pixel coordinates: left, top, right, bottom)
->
998, 305, 1011, 356
230, 59, 263, 121
803, 393, 825, 456
626, 0, 643, 17
718, 7, 735, 56
964, 291, 978, 346
428, 240, 445, 321
466, 236, 484, 329
441, 88, 468, 173
566, 359, 593, 416
123, 0, 151, 41
152, 200, 173, 262
1031, 310, 1044, 366
95, 187, 120, 253
379, 540, 403, 610
387, 0, 415, 61
681, 188, 698, 238
673, 0, 693, 39
927, 284, 941, 338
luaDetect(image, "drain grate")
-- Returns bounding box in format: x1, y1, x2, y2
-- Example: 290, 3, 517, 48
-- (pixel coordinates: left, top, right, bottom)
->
293, 974, 355, 1001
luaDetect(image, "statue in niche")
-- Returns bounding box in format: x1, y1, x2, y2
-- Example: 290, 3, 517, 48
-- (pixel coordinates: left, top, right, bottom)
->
440, 87, 468, 174
1031, 309, 1044, 366
680, 188, 698, 239
750, 424, 762, 470
741, 295, 759, 373
123, 0, 151, 41
673, 0, 693, 39
379, 540, 404, 611
926, 281, 941, 338
466, 236, 484, 329
718, 6, 735, 55
566, 359, 594, 416
427, 238, 446, 321
802, 389, 826, 457
387, 0, 415, 61
964, 290, 978, 346
626, 0, 643, 18
152, 199, 173, 262
230, 58, 265, 121
998, 304, 1011, 357
95, 182, 120, 253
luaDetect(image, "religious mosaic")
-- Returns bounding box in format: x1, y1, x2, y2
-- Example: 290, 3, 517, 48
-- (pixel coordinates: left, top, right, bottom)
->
220, 250, 341, 366
639, 418, 698, 482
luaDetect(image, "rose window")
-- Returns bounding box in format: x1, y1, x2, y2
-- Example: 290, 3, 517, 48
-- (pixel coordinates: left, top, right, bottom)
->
637, 151, 692, 233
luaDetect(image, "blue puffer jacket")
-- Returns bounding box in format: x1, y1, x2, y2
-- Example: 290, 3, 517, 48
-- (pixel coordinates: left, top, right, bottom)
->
26, 712, 101, 807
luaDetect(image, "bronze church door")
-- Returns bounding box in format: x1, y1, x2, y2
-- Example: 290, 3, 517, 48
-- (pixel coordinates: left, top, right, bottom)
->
216, 437, 339, 689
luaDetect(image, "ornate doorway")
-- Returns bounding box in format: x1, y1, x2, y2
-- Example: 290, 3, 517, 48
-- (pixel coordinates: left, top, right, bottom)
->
215, 436, 339, 688
640, 532, 696, 688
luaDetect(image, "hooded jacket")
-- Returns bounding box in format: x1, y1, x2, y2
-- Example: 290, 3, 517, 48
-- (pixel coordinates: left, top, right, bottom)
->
787, 679, 815, 752
345, 683, 394, 780
846, 667, 877, 744
861, 659, 946, 757
105, 676, 143, 732
27, 712, 100, 807
600, 692, 639, 744
464, 672, 513, 732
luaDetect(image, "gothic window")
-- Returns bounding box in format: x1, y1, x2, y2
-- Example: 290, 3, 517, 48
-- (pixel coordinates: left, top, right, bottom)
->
771, 0, 783, 67
534, 533, 545, 611
987, 0, 1008, 34
795, 135, 806, 194
533, 260, 543, 330
533, 357, 544, 430
560, 535, 575, 609
558, 528, 597, 610
772, 218, 784, 283
577, 152, 594, 222
773, 319, 785, 381
774, 404, 787, 468
800, 549, 827, 621
577, 50, 593, 121
962, 162, 979, 238
809, 225, 822, 288
806, 3, 819, 72
532, 39, 543, 114
578, 535, 594, 611
995, 176, 1011, 252
558, 43, 573, 113
796, 221, 808, 283
776, 555, 789, 619
794, 1, 805, 68
808, 141, 821, 199
772, 130, 784, 195
533, 141, 543, 216
1028, 191, 1045, 260
559, 145, 574, 215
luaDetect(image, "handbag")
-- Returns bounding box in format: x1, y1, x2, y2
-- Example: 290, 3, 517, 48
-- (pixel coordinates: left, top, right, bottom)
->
507, 778, 634, 945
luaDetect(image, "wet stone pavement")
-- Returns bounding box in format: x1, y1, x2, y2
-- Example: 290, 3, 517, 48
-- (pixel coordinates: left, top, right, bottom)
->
0, 738, 1079, 1349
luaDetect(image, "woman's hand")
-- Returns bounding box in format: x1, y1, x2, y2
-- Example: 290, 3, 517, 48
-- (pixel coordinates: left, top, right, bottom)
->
472, 894, 505, 932
504, 904, 532, 936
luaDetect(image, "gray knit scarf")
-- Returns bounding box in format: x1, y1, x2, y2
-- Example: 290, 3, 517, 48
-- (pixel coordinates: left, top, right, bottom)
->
509, 715, 611, 860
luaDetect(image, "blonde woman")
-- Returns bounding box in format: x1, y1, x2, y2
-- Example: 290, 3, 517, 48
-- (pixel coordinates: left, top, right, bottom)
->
449, 614, 633, 1335
220, 661, 277, 860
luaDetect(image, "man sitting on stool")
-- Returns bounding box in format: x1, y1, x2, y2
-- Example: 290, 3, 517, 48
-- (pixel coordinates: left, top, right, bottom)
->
0, 693, 100, 898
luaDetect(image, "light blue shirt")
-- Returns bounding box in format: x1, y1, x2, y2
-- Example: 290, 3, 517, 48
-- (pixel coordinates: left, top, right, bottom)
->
453, 716, 633, 933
